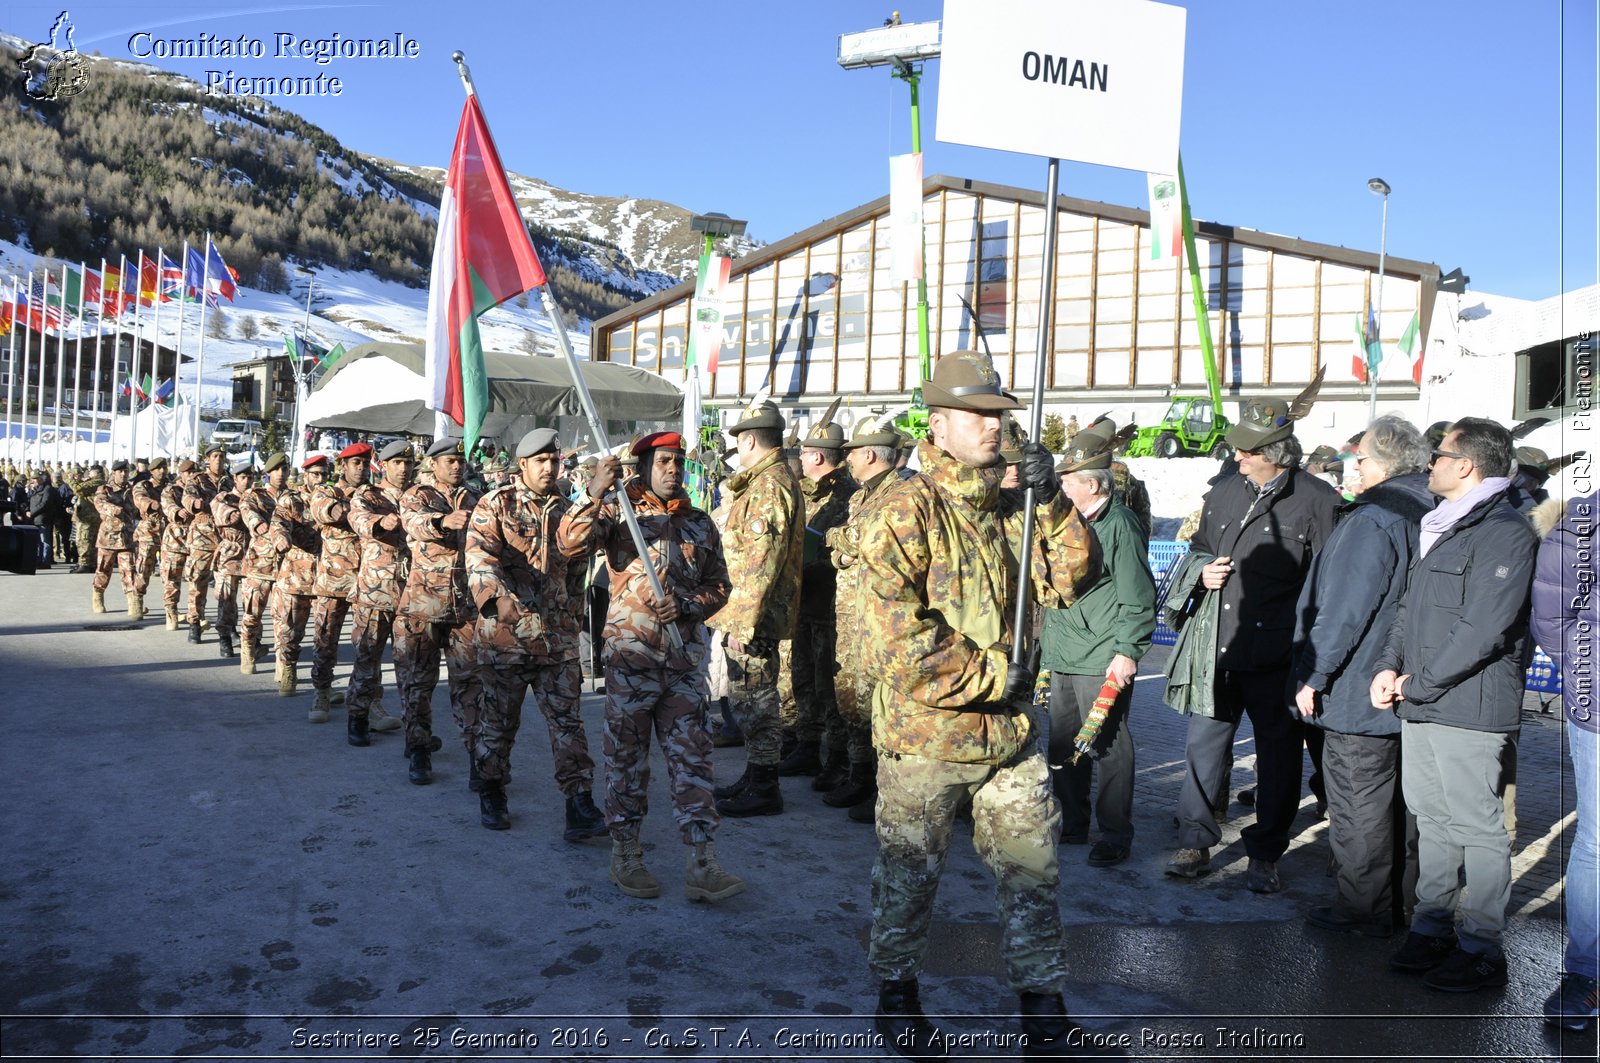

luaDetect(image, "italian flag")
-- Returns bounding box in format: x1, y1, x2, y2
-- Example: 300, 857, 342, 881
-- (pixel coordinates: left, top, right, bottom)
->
425, 94, 547, 454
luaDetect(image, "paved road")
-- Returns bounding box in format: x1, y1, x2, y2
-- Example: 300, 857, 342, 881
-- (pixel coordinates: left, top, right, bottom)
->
1, 566, 1592, 1061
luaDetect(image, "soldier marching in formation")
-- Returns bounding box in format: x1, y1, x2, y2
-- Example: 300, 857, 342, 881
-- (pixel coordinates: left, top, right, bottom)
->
269, 454, 323, 699
346, 440, 413, 740
182, 445, 226, 640
237, 455, 287, 674
308, 443, 369, 721
90, 459, 139, 617
129, 457, 168, 621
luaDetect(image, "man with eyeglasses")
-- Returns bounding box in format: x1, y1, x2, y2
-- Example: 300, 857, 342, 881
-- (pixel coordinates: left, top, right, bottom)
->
1372, 417, 1537, 992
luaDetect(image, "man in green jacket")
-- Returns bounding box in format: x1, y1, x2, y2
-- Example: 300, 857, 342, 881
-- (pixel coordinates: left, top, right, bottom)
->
1040, 419, 1156, 869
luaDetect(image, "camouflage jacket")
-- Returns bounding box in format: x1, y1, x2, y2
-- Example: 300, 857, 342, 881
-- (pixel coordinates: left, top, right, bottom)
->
210, 488, 250, 576
270, 489, 321, 596
348, 482, 411, 613
73, 476, 104, 524
184, 472, 221, 557
159, 481, 191, 557
859, 439, 1098, 765
240, 486, 282, 583
705, 448, 804, 644
465, 481, 584, 664
1111, 461, 1153, 540
798, 466, 856, 620
827, 468, 904, 680
309, 481, 362, 599
92, 484, 138, 551
558, 483, 730, 671
397, 482, 481, 625
131, 477, 167, 545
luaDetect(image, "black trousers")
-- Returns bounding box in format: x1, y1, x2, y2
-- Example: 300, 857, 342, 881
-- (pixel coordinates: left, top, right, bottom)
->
1323, 730, 1417, 923
1045, 672, 1135, 847
1176, 666, 1306, 861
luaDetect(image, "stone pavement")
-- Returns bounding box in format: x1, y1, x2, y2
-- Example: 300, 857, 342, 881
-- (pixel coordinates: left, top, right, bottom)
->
0, 565, 1593, 1062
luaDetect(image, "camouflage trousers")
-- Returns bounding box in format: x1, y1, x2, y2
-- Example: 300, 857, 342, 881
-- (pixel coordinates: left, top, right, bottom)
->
776, 640, 797, 730
477, 657, 592, 793
133, 541, 159, 595
240, 577, 272, 654
726, 642, 783, 767
393, 616, 481, 753
160, 554, 186, 615
76, 521, 98, 570
184, 546, 215, 626
603, 662, 718, 846
869, 744, 1068, 994
310, 596, 351, 692
346, 606, 395, 720
92, 548, 135, 595
213, 573, 239, 639
793, 617, 867, 763
272, 589, 313, 666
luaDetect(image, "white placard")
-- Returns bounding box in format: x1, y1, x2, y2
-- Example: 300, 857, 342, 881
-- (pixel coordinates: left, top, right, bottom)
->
936, 0, 1186, 174
889, 152, 925, 284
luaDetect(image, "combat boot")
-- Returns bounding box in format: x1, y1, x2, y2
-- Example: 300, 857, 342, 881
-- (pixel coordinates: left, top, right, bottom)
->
240, 640, 256, 676
609, 835, 661, 898
811, 756, 849, 793
217, 631, 235, 658
777, 739, 822, 777
564, 790, 608, 842
346, 713, 370, 747
91, 589, 106, 614
164, 607, 179, 631
308, 688, 332, 724
368, 698, 401, 733
276, 660, 296, 697
479, 781, 510, 830
187, 622, 201, 644
126, 593, 144, 621
685, 840, 745, 903
876, 979, 947, 1062
717, 765, 783, 817
406, 747, 433, 786
848, 794, 875, 824
824, 762, 877, 808
712, 766, 751, 801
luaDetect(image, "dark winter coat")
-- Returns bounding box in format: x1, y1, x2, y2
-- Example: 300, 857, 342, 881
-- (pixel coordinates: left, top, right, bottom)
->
27, 483, 63, 525
1376, 491, 1538, 733
1190, 466, 1340, 673
1290, 472, 1434, 735
1530, 493, 1599, 733
1040, 498, 1156, 674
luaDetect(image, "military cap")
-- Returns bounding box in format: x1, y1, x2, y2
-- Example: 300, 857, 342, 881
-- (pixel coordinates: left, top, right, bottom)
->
301, 453, 332, 470
426, 436, 465, 459
231, 457, 254, 475
580, 456, 599, 472
1515, 446, 1550, 475
203, 442, 224, 457
490, 452, 513, 472
999, 414, 1029, 464
729, 400, 786, 436
842, 417, 900, 450
1306, 444, 1341, 467
632, 431, 684, 456
515, 427, 560, 458
149, 457, 168, 470
338, 442, 373, 461
261, 452, 287, 475
378, 439, 413, 461
1225, 367, 1326, 452
177, 458, 197, 473
802, 421, 846, 452
111, 459, 129, 472
1056, 418, 1118, 475
923, 351, 1020, 412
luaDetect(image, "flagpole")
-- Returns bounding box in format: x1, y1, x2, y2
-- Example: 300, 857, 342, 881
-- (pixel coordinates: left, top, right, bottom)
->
51, 263, 69, 464
106, 255, 128, 465
160, 240, 190, 461
20, 271, 34, 467
34, 269, 48, 468
292, 266, 314, 468
70, 262, 87, 464
4, 276, 17, 459
90, 258, 109, 462
191, 235, 212, 458
127, 250, 147, 462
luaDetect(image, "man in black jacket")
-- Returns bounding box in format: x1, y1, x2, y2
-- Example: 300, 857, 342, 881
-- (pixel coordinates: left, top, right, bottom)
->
26, 472, 63, 566
1373, 417, 1537, 992
1167, 401, 1338, 891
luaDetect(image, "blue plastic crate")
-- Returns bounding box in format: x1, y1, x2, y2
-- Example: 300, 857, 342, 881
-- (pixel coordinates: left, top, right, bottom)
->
1147, 540, 1191, 647
1526, 646, 1563, 695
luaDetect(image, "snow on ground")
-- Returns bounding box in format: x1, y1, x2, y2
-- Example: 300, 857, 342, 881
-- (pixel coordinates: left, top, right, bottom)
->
1122, 455, 1217, 528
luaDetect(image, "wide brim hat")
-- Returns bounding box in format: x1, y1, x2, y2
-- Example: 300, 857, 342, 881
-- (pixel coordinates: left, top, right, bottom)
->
998, 413, 1029, 464
1225, 367, 1326, 452
729, 400, 786, 436
842, 417, 900, 450
1056, 418, 1117, 474
922, 351, 1021, 412
1306, 445, 1341, 466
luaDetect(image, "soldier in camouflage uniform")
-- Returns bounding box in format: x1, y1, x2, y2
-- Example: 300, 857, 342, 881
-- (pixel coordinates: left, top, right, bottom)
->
271, 455, 326, 700
238, 454, 288, 675
183, 445, 227, 641
306, 442, 371, 721
71, 465, 105, 574
707, 401, 805, 818
823, 418, 905, 817
464, 427, 606, 839
394, 436, 482, 786
158, 461, 193, 629
209, 461, 255, 658
778, 418, 856, 787
557, 433, 743, 902
130, 457, 168, 620
858, 352, 1099, 1058
91, 460, 140, 616
343, 440, 414, 743
1110, 459, 1152, 540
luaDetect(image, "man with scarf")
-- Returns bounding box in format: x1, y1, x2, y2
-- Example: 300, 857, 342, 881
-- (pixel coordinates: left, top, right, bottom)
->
558, 432, 742, 903
1373, 417, 1537, 992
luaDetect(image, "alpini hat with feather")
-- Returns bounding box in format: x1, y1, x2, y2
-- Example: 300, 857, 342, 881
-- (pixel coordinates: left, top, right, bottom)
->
842, 413, 900, 451
729, 400, 786, 436
923, 350, 1021, 412
1056, 416, 1135, 474
801, 398, 845, 452
1225, 367, 1326, 452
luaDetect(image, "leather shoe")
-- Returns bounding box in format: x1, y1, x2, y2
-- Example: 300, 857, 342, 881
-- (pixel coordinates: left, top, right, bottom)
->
1245, 858, 1282, 894
1422, 947, 1508, 993
1087, 841, 1129, 867
1390, 931, 1459, 972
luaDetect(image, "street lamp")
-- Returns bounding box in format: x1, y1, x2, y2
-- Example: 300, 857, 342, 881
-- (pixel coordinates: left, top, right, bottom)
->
1367, 177, 1391, 420
690, 212, 748, 257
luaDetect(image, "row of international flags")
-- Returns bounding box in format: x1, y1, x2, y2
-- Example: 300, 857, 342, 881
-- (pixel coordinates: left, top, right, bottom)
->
0, 241, 239, 339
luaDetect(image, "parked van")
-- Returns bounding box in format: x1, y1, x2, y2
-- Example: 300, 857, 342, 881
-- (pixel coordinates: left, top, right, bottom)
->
213, 419, 264, 448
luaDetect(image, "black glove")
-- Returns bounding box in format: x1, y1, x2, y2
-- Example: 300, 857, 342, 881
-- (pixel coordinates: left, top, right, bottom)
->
746, 634, 777, 659
1019, 440, 1059, 503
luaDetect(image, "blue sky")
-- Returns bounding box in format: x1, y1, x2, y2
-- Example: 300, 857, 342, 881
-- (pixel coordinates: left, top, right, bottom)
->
14, 0, 1597, 300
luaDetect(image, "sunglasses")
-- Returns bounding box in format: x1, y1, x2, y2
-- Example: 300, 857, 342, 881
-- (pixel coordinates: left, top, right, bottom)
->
1429, 448, 1472, 466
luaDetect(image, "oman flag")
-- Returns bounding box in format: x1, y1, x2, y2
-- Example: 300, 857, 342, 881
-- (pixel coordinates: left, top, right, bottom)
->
425, 95, 546, 454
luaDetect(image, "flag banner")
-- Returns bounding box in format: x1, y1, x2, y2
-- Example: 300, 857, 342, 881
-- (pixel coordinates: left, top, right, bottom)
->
0, 298, 12, 337
686, 252, 730, 376
160, 253, 187, 302
888, 151, 925, 284
1146, 172, 1181, 262
138, 256, 160, 305
319, 341, 345, 370
1396, 310, 1422, 385
204, 243, 239, 302
153, 377, 175, 405
62, 267, 102, 315
1352, 306, 1383, 383
141, 374, 154, 404
424, 94, 548, 455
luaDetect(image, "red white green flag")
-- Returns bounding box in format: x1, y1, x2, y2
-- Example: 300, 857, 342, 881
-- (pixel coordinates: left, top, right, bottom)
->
425, 94, 547, 454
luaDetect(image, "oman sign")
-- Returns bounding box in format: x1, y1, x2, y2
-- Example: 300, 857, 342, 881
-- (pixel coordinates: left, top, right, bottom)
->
936, 0, 1186, 174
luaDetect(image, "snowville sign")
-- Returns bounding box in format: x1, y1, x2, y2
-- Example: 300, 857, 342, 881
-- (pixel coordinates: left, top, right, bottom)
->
936, 0, 1186, 173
